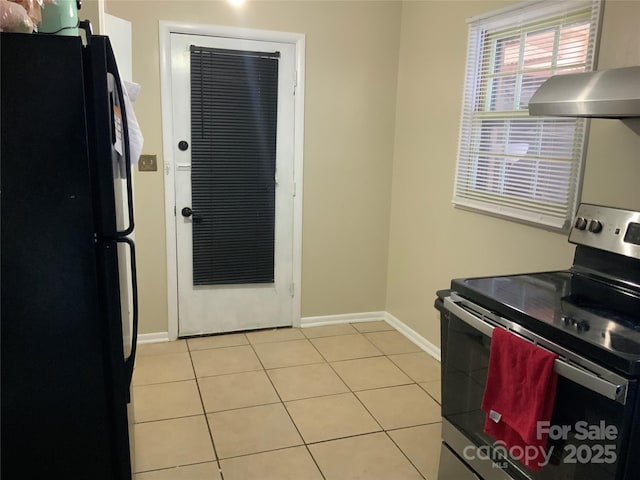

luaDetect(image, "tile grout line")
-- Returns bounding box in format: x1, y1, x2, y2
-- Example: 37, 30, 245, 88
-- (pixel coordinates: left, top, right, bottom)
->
135, 324, 441, 478
385, 429, 429, 480
296, 328, 391, 479
286, 329, 416, 480
133, 377, 197, 388
245, 336, 329, 480
336, 354, 431, 480
186, 340, 226, 480
134, 460, 216, 476
322, 326, 437, 479
418, 382, 442, 405
263, 328, 413, 475
134, 412, 209, 426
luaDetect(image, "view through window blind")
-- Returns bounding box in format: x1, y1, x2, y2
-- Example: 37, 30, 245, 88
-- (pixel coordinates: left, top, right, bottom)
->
453, 0, 602, 231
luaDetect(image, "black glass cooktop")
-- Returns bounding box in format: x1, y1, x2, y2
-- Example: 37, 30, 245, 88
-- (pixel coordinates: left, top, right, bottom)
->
452, 271, 640, 376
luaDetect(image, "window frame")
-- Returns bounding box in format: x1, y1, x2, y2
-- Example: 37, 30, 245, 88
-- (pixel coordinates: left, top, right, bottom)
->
452, 0, 603, 232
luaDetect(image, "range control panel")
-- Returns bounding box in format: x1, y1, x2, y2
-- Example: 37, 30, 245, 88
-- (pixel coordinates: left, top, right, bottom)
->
569, 203, 640, 260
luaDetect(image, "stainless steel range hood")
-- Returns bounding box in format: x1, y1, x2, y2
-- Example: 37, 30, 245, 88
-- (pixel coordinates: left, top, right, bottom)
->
528, 66, 640, 118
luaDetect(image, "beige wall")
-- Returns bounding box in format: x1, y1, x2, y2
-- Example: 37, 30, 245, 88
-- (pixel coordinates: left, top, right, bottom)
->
386, 0, 640, 349
102, 0, 639, 340
79, 0, 102, 34
105, 1, 402, 334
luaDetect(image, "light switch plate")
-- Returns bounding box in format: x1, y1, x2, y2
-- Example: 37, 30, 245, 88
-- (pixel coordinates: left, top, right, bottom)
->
138, 154, 157, 172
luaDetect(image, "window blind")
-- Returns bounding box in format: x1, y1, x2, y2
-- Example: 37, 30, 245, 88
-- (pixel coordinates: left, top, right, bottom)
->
453, 0, 602, 231
190, 45, 279, 285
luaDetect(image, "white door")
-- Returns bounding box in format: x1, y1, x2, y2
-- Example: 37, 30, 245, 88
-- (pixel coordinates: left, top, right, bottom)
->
170, 33, 295, 337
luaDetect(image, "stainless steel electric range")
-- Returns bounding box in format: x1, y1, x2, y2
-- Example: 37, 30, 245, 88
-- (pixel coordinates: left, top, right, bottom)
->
436, 204, 640, 480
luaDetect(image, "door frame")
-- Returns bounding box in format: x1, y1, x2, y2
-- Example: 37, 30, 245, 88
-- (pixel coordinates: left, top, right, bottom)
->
159, 21, 305, 341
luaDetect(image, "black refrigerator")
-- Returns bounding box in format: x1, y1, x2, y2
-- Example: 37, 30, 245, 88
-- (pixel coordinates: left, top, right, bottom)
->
1, 32, 138, 479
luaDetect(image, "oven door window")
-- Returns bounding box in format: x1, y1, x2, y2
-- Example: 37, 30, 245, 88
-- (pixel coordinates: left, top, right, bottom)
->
443, 313, 633, 480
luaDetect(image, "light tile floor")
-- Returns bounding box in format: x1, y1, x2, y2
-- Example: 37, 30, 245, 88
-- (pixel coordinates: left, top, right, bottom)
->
133, 320, 442, 479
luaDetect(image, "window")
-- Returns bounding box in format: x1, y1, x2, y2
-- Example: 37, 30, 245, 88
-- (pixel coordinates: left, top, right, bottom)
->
453, 0, 602, 231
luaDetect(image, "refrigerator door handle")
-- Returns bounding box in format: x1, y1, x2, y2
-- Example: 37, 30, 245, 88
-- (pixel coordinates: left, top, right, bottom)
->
106, 40, 135, 238
116, 236, 138, 390
79, 20, 92, 43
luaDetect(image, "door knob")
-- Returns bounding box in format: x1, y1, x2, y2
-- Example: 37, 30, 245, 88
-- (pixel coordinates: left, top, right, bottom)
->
181, 207, 203, 223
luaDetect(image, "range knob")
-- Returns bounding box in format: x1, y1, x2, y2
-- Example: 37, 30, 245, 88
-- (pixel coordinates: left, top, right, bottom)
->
561, 315, 575, 326
576, 321, 590, 332
574, 217, 588, 230
588, 220, 603, 233
561, 316, 589, 332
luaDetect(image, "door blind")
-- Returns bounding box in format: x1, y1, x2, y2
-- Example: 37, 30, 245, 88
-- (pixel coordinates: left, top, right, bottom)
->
190, 45, 279, 285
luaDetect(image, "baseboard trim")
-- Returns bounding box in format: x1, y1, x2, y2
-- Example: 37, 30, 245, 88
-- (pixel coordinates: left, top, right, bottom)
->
136, 313, 441, 360
301, 311, 441, 362
382, 311, 441, 362
137, 332, 170, 344
301, 311, 387, 328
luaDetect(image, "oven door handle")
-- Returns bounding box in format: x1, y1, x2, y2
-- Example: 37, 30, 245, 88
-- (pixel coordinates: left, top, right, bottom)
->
444, 297, 628, 405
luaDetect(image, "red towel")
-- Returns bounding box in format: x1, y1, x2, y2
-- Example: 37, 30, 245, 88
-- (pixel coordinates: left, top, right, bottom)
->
481, 328, 558, 471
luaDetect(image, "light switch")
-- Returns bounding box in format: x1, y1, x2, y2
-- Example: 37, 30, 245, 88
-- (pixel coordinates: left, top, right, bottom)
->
138, 154, 157, 172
